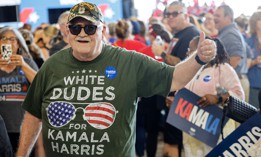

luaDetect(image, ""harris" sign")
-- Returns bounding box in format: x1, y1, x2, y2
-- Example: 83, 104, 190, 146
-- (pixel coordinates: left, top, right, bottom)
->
206, 113, 261, 157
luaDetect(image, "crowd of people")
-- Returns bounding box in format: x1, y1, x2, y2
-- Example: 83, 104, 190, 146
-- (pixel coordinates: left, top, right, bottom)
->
0, 1, 260, 157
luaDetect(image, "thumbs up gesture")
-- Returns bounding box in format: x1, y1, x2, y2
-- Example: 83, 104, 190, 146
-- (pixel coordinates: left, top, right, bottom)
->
196, 32, 216, 64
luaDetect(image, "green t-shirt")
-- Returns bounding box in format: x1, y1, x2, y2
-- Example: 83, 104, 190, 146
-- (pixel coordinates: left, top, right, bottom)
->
23, 44, 174, 157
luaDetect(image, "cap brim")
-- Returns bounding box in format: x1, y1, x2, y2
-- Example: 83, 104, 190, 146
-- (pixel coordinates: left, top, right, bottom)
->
68, 15, 97, 23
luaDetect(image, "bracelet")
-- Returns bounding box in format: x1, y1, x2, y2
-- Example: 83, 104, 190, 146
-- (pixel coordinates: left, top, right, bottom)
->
195, 55, 206, 65
160, 52, 167, 59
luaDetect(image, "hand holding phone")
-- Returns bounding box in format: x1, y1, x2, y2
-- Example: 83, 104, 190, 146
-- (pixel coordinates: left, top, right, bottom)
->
1, 44, 12, 60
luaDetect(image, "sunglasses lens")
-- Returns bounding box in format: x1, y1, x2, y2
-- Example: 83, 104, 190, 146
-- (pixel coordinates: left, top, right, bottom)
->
165, 12, 179, 18
172, 12, 178, 17
69, 25, 98, 35
69, 25, 82, 35
47, 101, 76, 127
84, 25, 97, 35
83, 102, 117, 129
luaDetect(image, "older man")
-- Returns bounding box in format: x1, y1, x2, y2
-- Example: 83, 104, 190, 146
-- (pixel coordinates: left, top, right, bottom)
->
214, 5, 249, 102
16, 2, 216, 157
49, 11, 70, 56
153, 1, 200, 66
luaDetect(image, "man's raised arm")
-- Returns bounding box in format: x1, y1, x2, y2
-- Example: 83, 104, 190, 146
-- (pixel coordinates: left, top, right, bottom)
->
171, 32, 216, 91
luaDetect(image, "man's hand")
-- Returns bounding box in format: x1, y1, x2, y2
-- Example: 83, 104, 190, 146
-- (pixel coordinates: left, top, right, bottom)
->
151, 40, 165, 56
165, 55, 181, 66
196, 32, 216, 63
170, 32, 217, 92
165, 96, 174, 107
197, 94, 219, 107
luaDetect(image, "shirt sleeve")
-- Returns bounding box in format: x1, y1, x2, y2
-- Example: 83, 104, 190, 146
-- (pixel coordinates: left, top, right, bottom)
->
134, 53, 174, 97
221, 33, 244, 58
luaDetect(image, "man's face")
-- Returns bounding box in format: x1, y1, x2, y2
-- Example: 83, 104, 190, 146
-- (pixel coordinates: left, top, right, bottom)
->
67, 17, 105, 61
165, 5, 186, 32
214, 8, 230, 31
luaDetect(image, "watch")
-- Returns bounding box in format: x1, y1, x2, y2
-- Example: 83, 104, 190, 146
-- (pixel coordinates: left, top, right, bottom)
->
160, 52, 167, 59
195, 55, 206, 65
217, 95, 223, 104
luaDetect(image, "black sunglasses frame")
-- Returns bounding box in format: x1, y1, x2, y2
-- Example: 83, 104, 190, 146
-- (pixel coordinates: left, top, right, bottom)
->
164, 11, 183, 18
68, 24, 99, 35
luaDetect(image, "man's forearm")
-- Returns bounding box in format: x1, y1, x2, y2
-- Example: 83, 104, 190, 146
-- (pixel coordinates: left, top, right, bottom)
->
171, 52, 202, 91
170, 32, 216, 91
165, 54, 181, 66
16, 112, 42, 157
229, 56, 241, 69
21, 62, 37, 83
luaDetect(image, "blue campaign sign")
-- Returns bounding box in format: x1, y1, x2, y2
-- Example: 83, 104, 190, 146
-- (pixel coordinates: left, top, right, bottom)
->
167, 88, 227, 147
206, 113, 261, 157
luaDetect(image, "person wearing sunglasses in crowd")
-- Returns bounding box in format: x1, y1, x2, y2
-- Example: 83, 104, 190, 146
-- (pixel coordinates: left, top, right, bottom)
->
16, 2, 216, 157
0, 27, 38, 155
152, 1, 200, 156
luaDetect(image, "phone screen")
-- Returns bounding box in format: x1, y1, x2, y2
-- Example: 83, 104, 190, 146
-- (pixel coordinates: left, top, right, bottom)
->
1, 44, 12, 60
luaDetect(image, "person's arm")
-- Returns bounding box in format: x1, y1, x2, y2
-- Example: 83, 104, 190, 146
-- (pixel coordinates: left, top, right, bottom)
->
164, 54, 181, 65
249, 56, 261, 68
10, 55, 37, 83
198, 63, 245, 107
41, 48, 49, 61
171, 32, 216, 91
21, 62, 37, 83
34, 132, 46, 157
197, 92, 230, 107
16, 112, 42, 157
247, 58, 252, 69
229, 56, 241, 68
152, 41, 182, 65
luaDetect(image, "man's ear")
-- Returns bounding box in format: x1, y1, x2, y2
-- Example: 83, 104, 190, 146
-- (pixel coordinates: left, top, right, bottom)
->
65, 24, 70, 34
102, 25, 108, 43
102, 24, 107, 35
183, 12, 189, 20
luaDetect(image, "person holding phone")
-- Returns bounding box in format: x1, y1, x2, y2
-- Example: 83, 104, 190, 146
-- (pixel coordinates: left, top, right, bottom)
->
0, 26, 38, 154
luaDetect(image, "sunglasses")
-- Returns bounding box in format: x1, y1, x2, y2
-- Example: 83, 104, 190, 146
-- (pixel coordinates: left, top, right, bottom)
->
47, 101, 117, 129
68, 24, 100, 35
164, 11, 183, 18
0, 36, 17, 42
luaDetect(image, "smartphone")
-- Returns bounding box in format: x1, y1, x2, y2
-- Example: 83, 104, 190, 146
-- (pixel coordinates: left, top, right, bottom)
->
156, 35, 163, 46
1, 44, 12, 60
